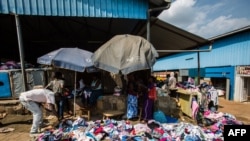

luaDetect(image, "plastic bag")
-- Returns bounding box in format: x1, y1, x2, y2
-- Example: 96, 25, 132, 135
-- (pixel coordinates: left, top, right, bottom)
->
153, 110, 167, 123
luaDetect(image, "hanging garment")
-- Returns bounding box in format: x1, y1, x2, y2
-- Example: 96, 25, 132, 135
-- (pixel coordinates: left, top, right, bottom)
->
208, 87, 219, 106
191, 97, 199, 119
126, 94, 138, 119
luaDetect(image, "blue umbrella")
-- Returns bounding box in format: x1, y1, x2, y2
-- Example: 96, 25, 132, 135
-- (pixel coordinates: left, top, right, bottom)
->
37, 47, 94, 116
37, 47, 93, 72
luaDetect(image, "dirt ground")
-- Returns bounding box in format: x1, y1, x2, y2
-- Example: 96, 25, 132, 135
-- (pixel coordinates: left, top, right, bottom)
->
0, 97, 249, 141
217, 97, 250, 124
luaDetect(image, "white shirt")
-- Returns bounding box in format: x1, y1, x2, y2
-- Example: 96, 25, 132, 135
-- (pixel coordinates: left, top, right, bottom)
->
19, 89, 55, 104
79, 79, 85, 89
91, 80, 102, 90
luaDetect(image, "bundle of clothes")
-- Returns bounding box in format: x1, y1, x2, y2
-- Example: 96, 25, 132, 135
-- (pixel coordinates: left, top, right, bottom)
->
35, 110, 243, 141
0, 60, 34, 70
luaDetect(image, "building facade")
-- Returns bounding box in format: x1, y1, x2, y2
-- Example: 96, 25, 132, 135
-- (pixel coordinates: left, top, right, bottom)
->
153, 26, 250, 102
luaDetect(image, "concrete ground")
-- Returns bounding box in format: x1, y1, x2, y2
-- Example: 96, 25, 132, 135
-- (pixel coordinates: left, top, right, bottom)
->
0, 97, 249, 141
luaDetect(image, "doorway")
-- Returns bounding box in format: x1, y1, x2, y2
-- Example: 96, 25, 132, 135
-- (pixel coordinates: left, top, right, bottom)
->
243, 77, 250, 101
211, 77, 227, 99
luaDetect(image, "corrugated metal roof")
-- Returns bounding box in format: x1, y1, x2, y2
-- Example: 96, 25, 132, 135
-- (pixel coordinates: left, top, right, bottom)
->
0, 0, 148, 19
153, 29, 250, 71
209, 25, 250, 40
0, 1, 213, 64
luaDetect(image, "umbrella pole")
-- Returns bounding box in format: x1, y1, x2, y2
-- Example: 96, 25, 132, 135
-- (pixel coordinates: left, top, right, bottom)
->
74, 71, 77, 117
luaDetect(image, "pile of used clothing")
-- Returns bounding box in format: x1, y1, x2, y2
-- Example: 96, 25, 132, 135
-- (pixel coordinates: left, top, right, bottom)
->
35, 110, 243, 141
0, 60, 34, 70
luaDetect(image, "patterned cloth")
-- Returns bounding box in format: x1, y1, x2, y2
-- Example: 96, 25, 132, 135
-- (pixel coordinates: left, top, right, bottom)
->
126, 94, 138, 119
36, 115, 244, 141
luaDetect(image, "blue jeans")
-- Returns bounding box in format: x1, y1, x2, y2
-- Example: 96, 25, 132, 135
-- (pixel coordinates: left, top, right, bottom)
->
55, 96, 65, 119
19, 97, 43, 133
89, 89, 102, 106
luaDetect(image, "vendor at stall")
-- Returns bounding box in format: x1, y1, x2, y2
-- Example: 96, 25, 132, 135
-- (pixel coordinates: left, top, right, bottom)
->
89, 74, 103, 107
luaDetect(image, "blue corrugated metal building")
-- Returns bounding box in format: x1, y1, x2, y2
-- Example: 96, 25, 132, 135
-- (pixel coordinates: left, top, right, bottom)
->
0, 0, 180, 98
0, 0, 153, 64
0, 0, 148, 19
0, 0, 211, 99
153, 26, 250, 102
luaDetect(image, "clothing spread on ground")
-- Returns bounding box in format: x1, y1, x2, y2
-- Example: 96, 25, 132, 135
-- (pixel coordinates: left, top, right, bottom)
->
35, 110, 242, 141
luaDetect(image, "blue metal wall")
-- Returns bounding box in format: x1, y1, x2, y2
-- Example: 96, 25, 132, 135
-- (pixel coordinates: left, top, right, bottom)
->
0, 0, 148, 19
200, 31, 250, 68
204, 66, 234, 100
188, 68, 205, 77
0, 72, 12, 98
153, 52, 198, 71
153, 30, 250, 71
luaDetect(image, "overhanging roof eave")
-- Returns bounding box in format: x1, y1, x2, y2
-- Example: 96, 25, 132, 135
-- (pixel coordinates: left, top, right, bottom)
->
135, 17, 210, 58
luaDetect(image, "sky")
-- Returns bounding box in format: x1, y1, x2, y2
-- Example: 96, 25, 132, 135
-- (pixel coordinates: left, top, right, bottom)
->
158, 0, 250, 39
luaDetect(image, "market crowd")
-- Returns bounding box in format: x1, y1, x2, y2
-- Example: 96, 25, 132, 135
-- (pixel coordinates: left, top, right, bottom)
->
19, 71, 244, 141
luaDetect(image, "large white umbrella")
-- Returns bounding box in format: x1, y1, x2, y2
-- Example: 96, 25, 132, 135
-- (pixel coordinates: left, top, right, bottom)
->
92, 34, 159, 74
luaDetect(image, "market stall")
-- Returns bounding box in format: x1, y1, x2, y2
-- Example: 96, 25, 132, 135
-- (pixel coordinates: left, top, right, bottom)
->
0, 68, 51, 99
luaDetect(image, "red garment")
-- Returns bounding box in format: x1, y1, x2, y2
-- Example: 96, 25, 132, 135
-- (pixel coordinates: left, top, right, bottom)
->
154, 127, 164, 135
148, 85, 157, 100
94, 127, 103, 135
131, 129, 136, 135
